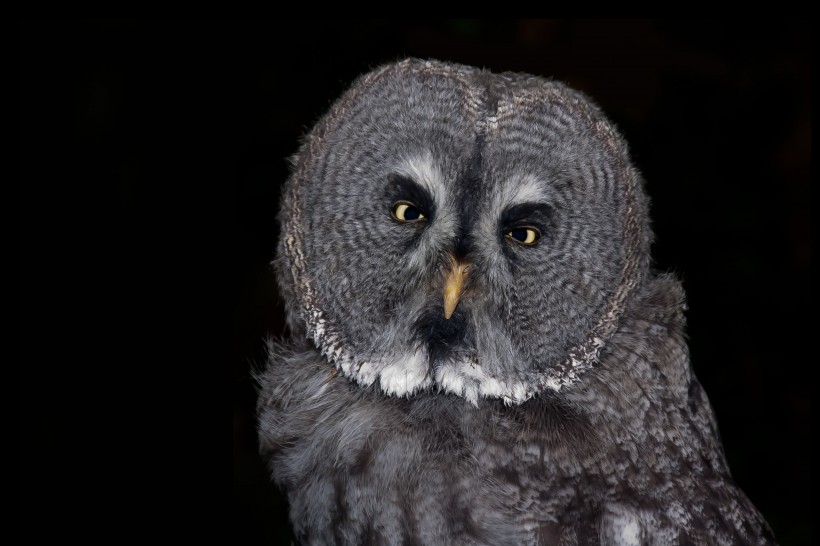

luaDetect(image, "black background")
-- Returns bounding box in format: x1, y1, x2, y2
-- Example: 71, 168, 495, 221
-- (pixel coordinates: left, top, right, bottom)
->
18, 20, 810, 544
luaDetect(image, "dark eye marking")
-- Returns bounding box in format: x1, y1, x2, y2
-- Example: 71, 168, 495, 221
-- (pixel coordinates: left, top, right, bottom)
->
384, 173, 435, 223
500, 202, 554, 248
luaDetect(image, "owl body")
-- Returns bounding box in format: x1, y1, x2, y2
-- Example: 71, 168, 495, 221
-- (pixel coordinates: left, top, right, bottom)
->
257, 59, 775, 545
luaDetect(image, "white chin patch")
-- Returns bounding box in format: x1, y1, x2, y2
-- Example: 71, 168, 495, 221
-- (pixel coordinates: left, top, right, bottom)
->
340, 352, 534, 405
435, 359, 534, 406
377, 352, 433, 396
352, 352, 433, 397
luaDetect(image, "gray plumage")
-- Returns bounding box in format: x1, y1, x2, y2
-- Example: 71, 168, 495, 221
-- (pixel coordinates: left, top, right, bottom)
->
256, 58, 776, 545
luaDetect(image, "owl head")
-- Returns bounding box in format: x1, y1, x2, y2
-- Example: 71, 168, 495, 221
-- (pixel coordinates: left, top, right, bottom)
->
275, 58, 652, 405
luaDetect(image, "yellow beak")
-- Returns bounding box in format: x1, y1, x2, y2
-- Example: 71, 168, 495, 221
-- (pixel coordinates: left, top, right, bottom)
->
443, 257, 470, 320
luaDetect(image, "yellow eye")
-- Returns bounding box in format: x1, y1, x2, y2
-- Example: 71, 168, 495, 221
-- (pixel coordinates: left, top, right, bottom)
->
392, 202, 426, 222
506, 227, 540, 245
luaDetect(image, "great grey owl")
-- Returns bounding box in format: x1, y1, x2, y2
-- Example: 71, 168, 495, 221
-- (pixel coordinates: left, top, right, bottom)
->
256, 58, 776, 545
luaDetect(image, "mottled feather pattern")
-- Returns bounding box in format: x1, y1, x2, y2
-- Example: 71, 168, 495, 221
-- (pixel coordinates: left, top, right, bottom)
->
257, 58, 776, 544
258, 276, 774, 544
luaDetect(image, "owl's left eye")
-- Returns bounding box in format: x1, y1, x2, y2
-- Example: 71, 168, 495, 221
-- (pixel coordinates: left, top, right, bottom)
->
392, 202, 426, 222
506, 227, 540, 245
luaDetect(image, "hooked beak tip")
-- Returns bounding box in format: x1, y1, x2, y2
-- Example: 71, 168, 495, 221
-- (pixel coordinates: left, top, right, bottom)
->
442, 258, 469, 320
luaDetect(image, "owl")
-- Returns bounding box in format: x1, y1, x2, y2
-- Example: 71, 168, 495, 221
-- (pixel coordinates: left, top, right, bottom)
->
256, 58, 776, 545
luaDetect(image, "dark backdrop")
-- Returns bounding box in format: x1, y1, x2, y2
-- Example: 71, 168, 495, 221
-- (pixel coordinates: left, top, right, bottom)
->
17, 20, 809, 545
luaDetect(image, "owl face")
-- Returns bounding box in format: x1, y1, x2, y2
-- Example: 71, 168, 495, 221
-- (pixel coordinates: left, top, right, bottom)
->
279, 59, 649, 404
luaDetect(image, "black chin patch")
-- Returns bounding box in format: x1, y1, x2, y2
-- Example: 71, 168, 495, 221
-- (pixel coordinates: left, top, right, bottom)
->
414, 308, 472, 371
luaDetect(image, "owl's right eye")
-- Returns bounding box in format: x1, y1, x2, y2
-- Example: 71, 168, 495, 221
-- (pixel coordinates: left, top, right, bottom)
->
392, 202, 426, 222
